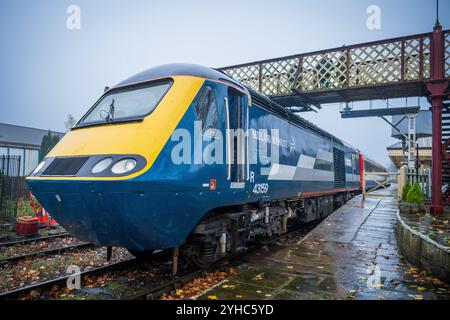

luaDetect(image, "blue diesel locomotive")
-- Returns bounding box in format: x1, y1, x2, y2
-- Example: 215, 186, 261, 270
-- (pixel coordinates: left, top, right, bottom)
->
27, 64, 384, 266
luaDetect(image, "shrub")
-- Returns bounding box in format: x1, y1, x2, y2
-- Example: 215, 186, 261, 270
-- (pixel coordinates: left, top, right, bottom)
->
406, 181, 423, 206
401, 180, 411, 201
17, 197, 36, 217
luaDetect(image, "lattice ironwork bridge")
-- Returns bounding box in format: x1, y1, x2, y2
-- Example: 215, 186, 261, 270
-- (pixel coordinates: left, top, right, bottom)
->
219, 24, 450, 215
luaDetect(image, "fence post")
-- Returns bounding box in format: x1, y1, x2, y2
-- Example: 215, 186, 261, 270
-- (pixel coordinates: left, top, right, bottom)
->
397, 165, 407, 199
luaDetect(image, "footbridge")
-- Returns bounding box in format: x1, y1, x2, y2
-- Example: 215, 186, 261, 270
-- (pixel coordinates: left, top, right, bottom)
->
219, 23, 450, 215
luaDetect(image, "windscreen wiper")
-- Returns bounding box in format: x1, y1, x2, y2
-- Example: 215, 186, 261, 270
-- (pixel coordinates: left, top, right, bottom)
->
106, 99, 115, 122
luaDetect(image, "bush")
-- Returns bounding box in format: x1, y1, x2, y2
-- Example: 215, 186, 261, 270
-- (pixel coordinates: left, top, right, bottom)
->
402, 180, 411, 201
17, 197, 36, 218
406, 181, 423, 206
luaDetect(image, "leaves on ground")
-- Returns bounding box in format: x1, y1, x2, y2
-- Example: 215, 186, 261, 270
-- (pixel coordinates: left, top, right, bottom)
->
0, 246, 131, 295
161, 268, 236, 300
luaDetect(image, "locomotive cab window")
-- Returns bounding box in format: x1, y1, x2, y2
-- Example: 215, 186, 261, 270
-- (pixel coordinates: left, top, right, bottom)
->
77, 79, 173, 127
195, 85, 219, 132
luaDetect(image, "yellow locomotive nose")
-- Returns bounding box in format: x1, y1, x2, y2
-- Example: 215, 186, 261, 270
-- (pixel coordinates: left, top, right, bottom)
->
25, 71, 209, 250
28, 75, 204, 181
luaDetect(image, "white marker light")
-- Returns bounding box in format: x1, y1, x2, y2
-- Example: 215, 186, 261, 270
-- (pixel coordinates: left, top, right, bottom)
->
111, 159, 137, 174
91, 158, 113, 174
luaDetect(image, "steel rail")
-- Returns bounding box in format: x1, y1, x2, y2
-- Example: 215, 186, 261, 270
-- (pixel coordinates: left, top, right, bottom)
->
0, 220, 318, 300
0, 232, 71, 248
126, 222, 316, 300
0, 258, 138, 300
0, 242, 94, 265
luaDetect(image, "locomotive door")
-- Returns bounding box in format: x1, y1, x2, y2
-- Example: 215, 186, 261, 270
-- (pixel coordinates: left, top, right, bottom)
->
224, 87, 248, 187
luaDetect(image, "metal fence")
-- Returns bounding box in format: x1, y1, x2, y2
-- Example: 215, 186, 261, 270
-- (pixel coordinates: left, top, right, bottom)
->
406, 168, 431, 198
0, 155, 27, 223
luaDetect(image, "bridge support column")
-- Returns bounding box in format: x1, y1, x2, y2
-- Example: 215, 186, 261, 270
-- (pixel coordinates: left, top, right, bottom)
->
428, 22, 449, 215
429, 92, 444, 215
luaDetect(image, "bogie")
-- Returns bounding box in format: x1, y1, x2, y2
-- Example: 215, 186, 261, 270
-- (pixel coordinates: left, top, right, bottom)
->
182, 191, 357, 267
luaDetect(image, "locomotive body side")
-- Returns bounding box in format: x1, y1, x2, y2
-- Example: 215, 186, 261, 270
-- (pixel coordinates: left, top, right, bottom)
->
26, 64, 366, 260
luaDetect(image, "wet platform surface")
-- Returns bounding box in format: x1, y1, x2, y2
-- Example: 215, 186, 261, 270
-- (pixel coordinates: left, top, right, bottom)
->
198, 190, 450, 300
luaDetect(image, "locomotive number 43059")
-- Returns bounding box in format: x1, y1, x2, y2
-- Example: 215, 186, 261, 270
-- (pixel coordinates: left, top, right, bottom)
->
253, 183, 269, 194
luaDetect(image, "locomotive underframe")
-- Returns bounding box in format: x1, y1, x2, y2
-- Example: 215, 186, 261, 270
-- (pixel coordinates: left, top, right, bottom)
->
182, 189, 358, 267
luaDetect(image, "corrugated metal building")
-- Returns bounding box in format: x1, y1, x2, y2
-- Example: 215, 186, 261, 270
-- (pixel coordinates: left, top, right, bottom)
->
0, 123, 64, 176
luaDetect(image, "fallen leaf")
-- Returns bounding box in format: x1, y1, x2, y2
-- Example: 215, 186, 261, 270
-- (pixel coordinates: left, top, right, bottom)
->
207, 295, 217, 300
222, 284, 236, 289
432, 278, 445, 286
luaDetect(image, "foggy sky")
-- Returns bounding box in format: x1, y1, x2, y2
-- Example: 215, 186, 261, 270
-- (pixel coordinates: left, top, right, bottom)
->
1, 0, 448, 166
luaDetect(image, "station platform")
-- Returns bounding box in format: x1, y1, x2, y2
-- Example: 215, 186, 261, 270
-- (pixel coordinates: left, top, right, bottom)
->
198, 189, 450, 300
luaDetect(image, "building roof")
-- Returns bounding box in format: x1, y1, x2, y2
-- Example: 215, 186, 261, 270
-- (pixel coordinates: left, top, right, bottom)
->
0, 123, 64, 149
387, 137, 432, 150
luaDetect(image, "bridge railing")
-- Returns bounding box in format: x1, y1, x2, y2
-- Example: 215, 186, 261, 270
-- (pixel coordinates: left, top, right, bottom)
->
221, 31, 450, 97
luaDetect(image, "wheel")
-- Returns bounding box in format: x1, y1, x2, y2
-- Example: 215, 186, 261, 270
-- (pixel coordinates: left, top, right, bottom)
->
254, 235, 272, 246
188, 253, 215, 269
128, 249, 155, 260
184, 242, 217, 269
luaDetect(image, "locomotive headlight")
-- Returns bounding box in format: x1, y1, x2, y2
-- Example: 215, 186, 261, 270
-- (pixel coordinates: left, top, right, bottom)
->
91, 157, 113, 174
111, 158, 137, 174
32, 161, 46, 174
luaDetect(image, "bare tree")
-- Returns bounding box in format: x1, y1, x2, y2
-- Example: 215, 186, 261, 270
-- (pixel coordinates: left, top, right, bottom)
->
65, 114, 77, 131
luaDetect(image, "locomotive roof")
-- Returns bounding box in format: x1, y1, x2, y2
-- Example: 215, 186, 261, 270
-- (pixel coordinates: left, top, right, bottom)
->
114, 63, 354, 151
246, 86, 346, 146
114, 63, 242, 88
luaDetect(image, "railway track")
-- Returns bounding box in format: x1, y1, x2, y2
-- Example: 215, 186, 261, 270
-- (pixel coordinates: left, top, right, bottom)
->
0, 232, 70, 248
126, 267, 227, 300
126, 222, 316, 300
0, 220, 317, 300
0, 258, 138, 300
0, 242, 95, 265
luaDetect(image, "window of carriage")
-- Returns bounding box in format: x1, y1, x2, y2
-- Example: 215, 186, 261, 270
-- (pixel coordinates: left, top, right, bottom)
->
195, 86, 218, 131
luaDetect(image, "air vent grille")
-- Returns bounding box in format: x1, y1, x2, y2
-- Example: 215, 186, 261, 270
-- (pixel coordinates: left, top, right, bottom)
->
42, 157, 89, 176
